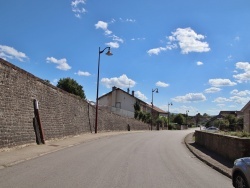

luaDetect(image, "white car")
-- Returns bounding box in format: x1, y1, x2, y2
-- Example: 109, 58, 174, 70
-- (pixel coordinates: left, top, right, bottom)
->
232, 157, 250, 188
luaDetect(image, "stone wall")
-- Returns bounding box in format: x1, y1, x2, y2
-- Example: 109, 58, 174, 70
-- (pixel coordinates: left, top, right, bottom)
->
195, 130, 250, 161
0, 58, 149, 149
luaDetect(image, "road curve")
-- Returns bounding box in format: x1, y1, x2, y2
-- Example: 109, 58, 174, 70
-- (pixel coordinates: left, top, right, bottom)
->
0, 130, 232, 188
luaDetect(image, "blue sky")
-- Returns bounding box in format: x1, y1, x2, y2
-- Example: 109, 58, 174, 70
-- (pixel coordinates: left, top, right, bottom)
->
1, 0, 250, 116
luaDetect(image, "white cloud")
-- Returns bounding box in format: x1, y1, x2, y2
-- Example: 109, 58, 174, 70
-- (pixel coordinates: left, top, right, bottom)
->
110, 35, 124, 43
147, 47, 167, 56
71, 0, 87, 18
131, 37, 146, 41
172, 93, 206, 103
118, 18, 136, 23
135, 91, 147, 100
213, 95, 250, 105
0, 45, 28, 62
46, 57, 71, 71
101, 74, 136, 89
170, 27, 210, 54
213, 97, 231, 103
233, 62, 250, 83
95, 21, 112, 35
230, 89, 250, 96
208, 78, 237, 87
147, 27, 209, 56
156, 81, 169, 88
75, 70, 91, 76
204, 87, 221, 93
197, 61, 203, 66
105, 42, 119, 48
230, 96, 250, 104
95, 21, 124, 49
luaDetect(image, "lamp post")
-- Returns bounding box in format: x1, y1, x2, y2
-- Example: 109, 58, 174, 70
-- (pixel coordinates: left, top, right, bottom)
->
95, 47, 113, 134
168, 102, 173, 128
151, 88, 158, 131
186, 110, 189, 128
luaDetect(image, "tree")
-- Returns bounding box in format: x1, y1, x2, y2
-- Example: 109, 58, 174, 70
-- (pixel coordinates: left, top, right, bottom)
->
57, 77, 86, 99
134, 101, 141, 119
173, 114, 185, 125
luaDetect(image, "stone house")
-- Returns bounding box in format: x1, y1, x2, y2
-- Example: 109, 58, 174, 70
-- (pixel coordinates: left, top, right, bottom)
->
241, 101, 250, 132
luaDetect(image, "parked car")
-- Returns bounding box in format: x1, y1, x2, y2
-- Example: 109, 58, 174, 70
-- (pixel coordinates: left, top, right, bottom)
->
232, 157, 250, 188
206, 126, 219, 131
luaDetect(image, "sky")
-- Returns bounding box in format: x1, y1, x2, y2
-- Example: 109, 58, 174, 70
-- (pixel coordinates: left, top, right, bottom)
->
0, 0, 250, 116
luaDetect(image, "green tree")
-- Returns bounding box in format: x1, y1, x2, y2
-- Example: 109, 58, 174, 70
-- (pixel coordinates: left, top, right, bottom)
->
57, 77, 86, 99
44, 79, 50, 84
134, 101, 141, 119
173, 114, 185, 125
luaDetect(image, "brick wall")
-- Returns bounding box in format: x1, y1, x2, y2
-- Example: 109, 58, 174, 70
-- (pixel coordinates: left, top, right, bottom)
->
195, 130, 250, 161
0, 58, 149, 148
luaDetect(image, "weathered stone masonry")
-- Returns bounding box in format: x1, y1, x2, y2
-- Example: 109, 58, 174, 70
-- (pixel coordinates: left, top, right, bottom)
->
0, 58, 149, 148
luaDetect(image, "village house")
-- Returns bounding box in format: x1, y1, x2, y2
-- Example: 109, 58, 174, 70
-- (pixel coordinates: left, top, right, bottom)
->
98, 86, 167, 119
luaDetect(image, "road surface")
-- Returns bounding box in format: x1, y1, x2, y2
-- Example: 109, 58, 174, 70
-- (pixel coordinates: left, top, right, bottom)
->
0, 129, 232, 188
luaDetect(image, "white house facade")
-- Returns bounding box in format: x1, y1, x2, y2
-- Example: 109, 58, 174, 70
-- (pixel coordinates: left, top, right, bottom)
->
98, 87, 167, 118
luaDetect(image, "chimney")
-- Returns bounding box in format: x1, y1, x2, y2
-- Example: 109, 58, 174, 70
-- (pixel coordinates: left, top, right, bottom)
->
132, 90, 134, 96
112, 86, 116, 91
127, 88, 130, 94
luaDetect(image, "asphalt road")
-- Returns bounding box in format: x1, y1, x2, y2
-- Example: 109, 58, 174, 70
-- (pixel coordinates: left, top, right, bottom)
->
0, 130, 232, 188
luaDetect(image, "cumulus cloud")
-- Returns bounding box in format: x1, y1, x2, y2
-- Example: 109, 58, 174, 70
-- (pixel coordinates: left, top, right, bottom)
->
71, 0, 87, 18
204, 87, 221, 93
208, 78, 237, 87
156, 81, 169, 87
233, 62, 250, 83
213, 97, 231, 103
147, 44, 177, 56
95, 21, 112, 35
147, 27, 210, 56
95, 21, 124, 49
197, 61, 203, 66
170, 27, 210, 54
135, 91, 147, 100
230, 89, 250, 96
101, 74, 136, 89
75, 70, 91, 76
105, 42, 119, 48
172, 93, 206, 103
46, 57, 71, 71
0, 45, 28, 62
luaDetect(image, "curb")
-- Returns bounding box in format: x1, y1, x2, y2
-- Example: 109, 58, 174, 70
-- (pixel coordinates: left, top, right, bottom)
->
184, 132, 232, 179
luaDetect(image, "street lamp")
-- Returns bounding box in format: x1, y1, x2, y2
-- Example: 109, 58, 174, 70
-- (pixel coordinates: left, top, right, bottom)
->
95, 47, 113, 134
151, 88, 158, 131
186, 110, 189, 128
168, 102, 173, 128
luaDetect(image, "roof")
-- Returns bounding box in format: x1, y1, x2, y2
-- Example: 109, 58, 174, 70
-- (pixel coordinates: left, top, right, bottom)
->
99, 87, 166, 113
146, 103, 167, 114
241, 101, 250, 112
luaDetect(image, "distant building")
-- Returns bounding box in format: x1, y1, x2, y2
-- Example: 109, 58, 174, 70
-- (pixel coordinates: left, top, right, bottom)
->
98, 86, 167, 118
241, 101, 250, 132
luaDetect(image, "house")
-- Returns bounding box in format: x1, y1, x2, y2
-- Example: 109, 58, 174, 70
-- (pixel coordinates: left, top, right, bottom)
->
98, 86, 167, 118
241, 101, 250, 132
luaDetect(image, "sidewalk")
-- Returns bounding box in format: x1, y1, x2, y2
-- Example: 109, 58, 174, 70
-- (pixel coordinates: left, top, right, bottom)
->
184, 132, 233, 178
